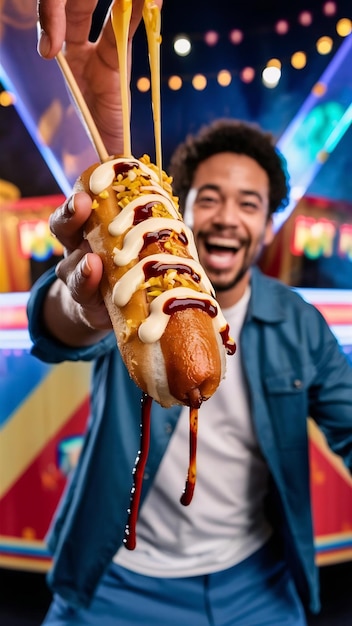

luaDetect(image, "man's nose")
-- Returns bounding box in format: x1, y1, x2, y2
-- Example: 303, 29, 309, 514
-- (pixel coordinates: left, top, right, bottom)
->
214, 200, 240, 225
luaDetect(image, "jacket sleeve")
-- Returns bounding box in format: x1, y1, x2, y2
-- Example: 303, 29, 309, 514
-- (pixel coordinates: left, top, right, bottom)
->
307, 304, 352, 473
27, 266, 116, 364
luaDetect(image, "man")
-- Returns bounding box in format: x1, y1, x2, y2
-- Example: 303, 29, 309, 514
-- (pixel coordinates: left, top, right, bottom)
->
29, 1, 352, 624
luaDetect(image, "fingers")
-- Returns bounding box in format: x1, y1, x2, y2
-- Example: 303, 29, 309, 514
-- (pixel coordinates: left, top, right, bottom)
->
49, 192, 93, 254
56, 245, 112, 330
37, 0, 101, 58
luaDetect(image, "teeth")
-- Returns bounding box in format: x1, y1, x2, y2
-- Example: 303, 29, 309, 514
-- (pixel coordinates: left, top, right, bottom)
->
207, 239, 239, 249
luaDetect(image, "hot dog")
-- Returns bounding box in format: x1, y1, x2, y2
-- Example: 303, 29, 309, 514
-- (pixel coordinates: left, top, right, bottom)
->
76, 154, 236, 410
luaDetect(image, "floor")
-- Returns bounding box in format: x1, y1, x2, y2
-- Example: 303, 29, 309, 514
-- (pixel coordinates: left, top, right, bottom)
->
0, 561, 351, 625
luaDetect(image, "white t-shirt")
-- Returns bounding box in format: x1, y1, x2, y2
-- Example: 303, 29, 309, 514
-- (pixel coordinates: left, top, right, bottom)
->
114, 287, 272, 576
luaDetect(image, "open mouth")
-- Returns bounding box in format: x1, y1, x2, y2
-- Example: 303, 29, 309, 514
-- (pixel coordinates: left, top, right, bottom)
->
203, 239, 242, 269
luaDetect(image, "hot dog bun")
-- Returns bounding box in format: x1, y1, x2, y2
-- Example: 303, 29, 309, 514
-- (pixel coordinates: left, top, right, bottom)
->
75, 154, 235, 408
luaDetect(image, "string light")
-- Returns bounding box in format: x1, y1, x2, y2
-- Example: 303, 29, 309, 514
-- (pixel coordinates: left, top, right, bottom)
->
136, 77, 150, 92
323, 2, 337, 16
217, 70, 232, 87
173, 35, 192, 56
298, 11, 313, 26
168, 75, 183, 91
275, 20, 289, 35
192, 74, 207, 90
204, 31, 219, 46
316, 36, 333, 54
240, 67, 255, 83
262, 64, 281, 88
291, 51, 307, 69
134, 5, 349, 92
229, 29, 243, 44
336, 18, 352, 37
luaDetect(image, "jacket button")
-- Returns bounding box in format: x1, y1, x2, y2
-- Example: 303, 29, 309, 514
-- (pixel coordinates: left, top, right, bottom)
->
293, 379, 302, 388
165, 422, 173, 434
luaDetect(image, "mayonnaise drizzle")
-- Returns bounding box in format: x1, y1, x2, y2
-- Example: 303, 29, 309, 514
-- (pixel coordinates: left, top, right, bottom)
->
89, 158, 159, 195
113, 218, 199, 266
108, 194, 180, 236
138, 287, 227, 344
112, 253, 215, 307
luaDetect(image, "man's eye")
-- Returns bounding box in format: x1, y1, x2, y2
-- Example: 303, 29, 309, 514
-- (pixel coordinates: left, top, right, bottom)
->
197, 196, 219, 205
242, 202, 258, 211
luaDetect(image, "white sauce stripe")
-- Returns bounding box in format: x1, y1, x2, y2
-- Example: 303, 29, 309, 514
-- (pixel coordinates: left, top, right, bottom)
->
113, 218, 198, 266
89, 157, 159, 195
138, 287, 227, 344
108, 193, 180, 236
112, 253, 215, 307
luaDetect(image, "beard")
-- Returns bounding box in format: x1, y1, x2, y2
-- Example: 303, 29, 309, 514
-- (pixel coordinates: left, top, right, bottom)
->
210, 264, 249, 293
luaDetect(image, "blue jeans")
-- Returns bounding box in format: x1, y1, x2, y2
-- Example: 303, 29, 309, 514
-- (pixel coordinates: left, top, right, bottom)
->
42, 538, 307, 625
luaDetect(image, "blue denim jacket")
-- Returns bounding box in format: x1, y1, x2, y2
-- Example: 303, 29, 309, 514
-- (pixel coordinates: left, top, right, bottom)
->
27, 266, 352, 613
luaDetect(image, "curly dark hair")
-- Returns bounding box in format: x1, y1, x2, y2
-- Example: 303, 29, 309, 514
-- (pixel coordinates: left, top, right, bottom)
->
169, 119, 290, 217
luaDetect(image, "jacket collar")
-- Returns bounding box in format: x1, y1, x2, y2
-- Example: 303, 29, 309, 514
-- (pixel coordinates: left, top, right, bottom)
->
248, 266, 286, 323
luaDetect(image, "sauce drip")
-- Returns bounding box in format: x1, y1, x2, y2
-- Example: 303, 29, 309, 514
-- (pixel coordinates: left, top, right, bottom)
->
221, 324, 237, 356
124, 396, 199, 550
124, 393, 152, 551
180, 407, 198, 506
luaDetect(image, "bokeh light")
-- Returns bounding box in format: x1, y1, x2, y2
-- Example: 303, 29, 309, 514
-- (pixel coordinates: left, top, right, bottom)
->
298, 11, 313, 26
192, 74, 207, 90
336, 18, 352, 37
136, 77, 150, 92
240, 67, 255, 83
323, 2, 336, 16
262, 66, 281, 88
0, 90, 15, 106
275, 20, 289, 35
217, 70, 232, 87
204, 30, 219, 46
173, 35, 192, 56
291, 51, 307, 70
229, 29, 243, 44
168, 75, 183, 91
316, 36, 333, 54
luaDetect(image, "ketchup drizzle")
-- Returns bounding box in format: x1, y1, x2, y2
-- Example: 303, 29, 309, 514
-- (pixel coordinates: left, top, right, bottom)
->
124, 393, 152, 550
180, 407, 198, 506
143, 260, 201, 284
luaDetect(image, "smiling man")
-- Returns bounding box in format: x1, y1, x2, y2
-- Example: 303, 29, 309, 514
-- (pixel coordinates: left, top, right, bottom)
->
28, 108, 352, 624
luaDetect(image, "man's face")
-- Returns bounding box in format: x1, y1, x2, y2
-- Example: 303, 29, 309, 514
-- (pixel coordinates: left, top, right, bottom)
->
188, 152, 274, 307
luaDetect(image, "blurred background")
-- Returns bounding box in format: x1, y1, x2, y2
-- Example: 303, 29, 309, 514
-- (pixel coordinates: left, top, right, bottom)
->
0, 0, 351, 623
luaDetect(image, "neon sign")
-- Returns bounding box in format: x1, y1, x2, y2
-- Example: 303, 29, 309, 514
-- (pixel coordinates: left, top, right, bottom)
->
291, 216, 352, 262
18, 219, 63, 261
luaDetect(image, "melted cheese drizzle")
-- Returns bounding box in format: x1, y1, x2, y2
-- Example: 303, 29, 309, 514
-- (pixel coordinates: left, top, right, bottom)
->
111, 0, 133, 157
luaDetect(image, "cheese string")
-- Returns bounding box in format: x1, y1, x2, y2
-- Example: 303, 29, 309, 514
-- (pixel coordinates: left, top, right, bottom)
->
111, 0, 133, 157
143, 0, 163, 178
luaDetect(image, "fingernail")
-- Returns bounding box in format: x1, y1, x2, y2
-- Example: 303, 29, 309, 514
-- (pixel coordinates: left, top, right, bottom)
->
37, 26, 50, 58
80, 255, 91, 279
67, 197, 75, 214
